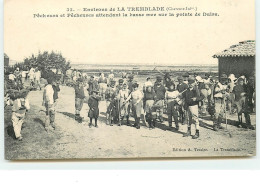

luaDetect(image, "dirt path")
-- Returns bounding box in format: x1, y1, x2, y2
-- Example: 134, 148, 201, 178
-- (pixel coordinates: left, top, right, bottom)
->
5, 86, 256, 160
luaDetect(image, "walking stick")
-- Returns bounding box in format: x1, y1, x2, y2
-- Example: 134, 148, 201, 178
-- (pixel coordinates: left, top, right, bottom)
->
224, 94, 232, 137
224, 96, 227, 129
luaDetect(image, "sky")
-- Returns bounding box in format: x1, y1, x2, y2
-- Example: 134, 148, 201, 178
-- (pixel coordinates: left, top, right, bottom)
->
4, 0, 255, 65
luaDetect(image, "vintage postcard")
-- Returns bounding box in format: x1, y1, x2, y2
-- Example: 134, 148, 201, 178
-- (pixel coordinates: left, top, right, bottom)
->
4, 0, 256, 160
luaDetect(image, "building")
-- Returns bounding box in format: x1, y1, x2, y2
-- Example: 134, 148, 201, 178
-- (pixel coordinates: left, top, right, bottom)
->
213, 40, 255, 79
4, 53, 9, 67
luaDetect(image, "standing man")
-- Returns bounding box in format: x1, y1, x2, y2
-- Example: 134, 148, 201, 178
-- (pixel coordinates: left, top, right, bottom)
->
29, 67, 35, 88
74, 78, 85, 123
98, 73, 107, 100
153, 76, 166, 123
125, 82, 143, 129
127, 74, 134, 92
88, 75, 99, 95
182, 77, 204, 139
212, 74, 228, 131
233, 78, 254, 129
34, 67, 41, 90
177, 76, 188, 123
43, 78, 55, 132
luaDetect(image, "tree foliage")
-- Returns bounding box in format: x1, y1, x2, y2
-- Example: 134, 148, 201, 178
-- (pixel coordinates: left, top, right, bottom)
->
9, 51, 71, 79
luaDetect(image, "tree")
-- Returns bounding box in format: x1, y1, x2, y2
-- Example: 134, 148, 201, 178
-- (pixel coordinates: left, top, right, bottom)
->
24, 51, 71, 79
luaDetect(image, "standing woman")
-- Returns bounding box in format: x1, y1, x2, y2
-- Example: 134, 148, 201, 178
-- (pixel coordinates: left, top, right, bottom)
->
125, 82, 143, 129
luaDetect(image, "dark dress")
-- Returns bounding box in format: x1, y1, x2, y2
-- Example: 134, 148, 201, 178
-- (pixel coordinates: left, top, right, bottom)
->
88, 95, 101, 118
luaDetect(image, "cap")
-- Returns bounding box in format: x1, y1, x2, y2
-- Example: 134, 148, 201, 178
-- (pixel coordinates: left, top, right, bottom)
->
182, 72, 189, 77
128, 74, 134, 79
119, 79, 124, 83
177, 76, 184, 80
188, 77, 195, 84
205, 73, 210, 77
132, 82, 139, 88
77, 78, 83, 82
156, 76, 162, 81
220, 74, 228, 79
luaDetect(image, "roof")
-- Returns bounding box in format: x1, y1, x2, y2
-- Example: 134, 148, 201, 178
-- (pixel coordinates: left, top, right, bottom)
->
213, 40, 255, 58
4, 53, 9, 59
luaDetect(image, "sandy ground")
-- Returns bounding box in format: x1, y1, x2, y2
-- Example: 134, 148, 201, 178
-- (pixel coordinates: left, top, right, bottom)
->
5, 84, 256, 160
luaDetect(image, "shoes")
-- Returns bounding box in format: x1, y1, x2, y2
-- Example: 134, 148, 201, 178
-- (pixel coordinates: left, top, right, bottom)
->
175, 125, 179, 131
213, 124, 219, 131
89, 124, 92, 128
136, 125, 140, 129
192, 130, 199, 139
95, 124, 98, 128
17, 136, 23, 141
183, 130, 191, 137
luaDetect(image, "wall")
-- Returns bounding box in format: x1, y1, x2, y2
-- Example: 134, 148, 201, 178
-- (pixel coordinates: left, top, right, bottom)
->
218, 56, 255, 78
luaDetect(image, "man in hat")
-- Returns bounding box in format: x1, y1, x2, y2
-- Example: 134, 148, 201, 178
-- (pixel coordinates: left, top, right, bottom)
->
74, 78, 85, 123
153, 76, 166, 122
108, 70, 115, 86
116, 79, 124, 94
105, 80, 118, 126
226, 74, 237, 114
182, 72, 189, 84
247, 76, 255, 113
88, 75, 99, 95
212, 74, 228, 131
127, 74, 134, 92
164, 72, 173, 90
125, 82, 143, 129
233, 78, 254, 129
143, 77, 153, 92
182, 77, 204, 139
176, 76, 188, 123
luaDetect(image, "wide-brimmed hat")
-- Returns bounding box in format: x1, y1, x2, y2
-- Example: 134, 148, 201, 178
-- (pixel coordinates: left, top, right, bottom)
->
177, 76, 184, 80
195, 76, 203, 83
228, 74, 237, 81
118, 79, 124, 83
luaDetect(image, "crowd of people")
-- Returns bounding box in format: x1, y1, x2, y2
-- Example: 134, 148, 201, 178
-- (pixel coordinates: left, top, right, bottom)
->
5, 66, 256, 141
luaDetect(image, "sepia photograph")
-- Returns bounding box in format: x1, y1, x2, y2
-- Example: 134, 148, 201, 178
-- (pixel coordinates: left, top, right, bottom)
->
3, 0, 256, 160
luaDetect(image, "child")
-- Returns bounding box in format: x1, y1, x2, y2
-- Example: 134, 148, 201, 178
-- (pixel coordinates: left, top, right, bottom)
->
74, 78, 85, 123
10, 89, 30, 141
88, 90, 101, 128
165, 81, 180, 130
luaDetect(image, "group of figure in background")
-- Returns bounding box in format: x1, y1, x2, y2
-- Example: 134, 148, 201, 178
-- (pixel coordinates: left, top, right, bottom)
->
67, 69, 255, 140
5, 66, 256, 141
